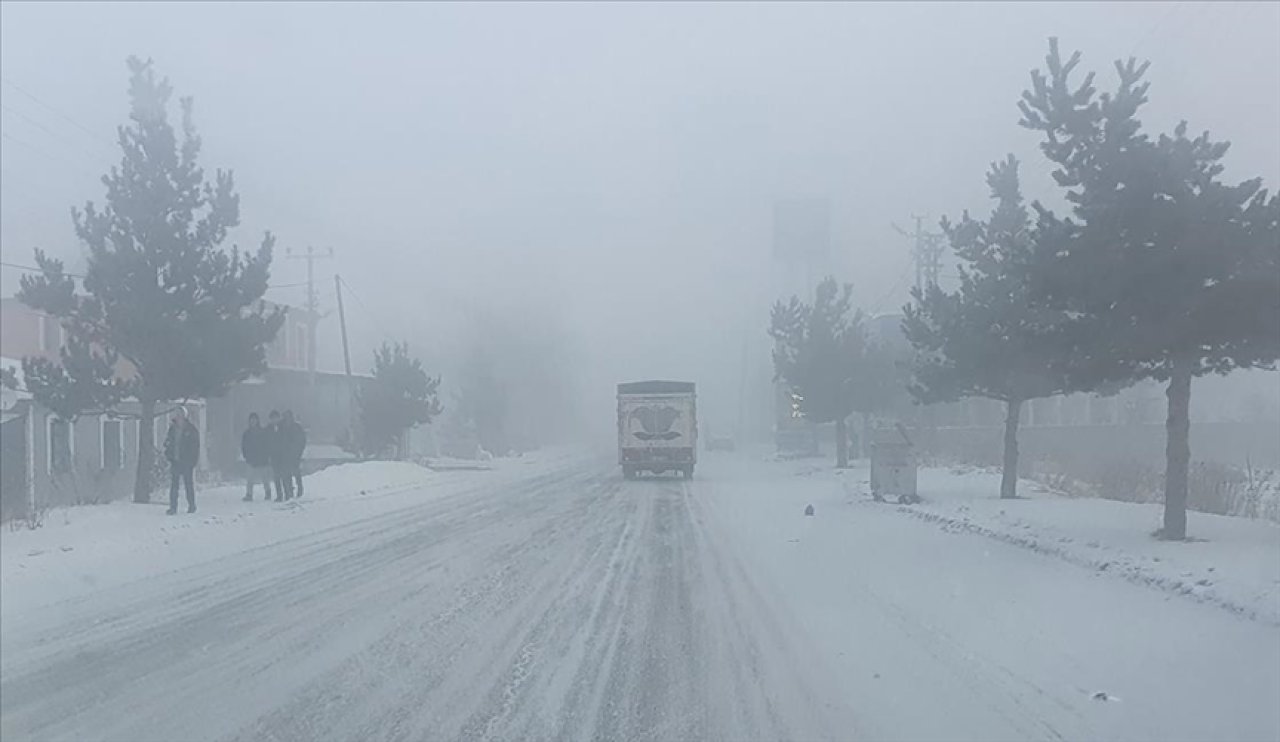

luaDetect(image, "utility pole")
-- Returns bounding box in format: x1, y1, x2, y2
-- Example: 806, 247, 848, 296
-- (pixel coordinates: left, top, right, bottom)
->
334, 274, 358, 455
892, 215, 947, 293
892, 215, 948, 449
287, 246, 334, 383
334, 274, 352, 377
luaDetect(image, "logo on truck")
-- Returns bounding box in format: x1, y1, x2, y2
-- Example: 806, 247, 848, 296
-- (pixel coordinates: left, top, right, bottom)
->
629, 405, 683, 441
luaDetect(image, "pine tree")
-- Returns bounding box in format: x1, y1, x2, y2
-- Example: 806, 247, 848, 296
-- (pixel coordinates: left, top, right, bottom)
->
1018, 39, 1280, 538
903, 155, 1088, 498
769, 276, 868, 468
17, 57, 284, 502
357, 341, 442, 458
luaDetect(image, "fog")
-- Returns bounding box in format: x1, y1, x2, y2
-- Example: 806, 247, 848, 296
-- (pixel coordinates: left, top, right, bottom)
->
3, 2, 1278, 443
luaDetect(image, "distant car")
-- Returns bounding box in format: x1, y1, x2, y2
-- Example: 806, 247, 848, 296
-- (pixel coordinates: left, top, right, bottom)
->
707, 436, 735, 452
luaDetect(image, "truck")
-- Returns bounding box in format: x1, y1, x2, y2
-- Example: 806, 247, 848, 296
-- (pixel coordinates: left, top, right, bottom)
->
617, 380, 697, 479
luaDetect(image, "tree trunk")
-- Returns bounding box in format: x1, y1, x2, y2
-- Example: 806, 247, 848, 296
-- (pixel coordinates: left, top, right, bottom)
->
134, 397, 156, 503
1001, 398, 1022, 500
1161, 358, 1194, 540
835, 416, 849, 469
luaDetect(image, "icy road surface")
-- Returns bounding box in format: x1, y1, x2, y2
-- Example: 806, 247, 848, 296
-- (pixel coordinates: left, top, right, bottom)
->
3, 454, 1278, 742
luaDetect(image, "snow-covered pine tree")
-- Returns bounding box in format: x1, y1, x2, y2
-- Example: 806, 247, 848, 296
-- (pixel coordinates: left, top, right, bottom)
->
1018, 38, 1280, 538
18, 57, 285, 502
903, 155, 1081, 499
770, 277, 869, 469
357, 341, 442, 458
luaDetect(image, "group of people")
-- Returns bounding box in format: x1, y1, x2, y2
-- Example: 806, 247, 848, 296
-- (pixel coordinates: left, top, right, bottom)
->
157, 405, 308, 515
241, 410, 308, 503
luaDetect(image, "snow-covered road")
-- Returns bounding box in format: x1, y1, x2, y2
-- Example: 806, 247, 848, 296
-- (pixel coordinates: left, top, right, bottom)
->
3, 453, 1278, 742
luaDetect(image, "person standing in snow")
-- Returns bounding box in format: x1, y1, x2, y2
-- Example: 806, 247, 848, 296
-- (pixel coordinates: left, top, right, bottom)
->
267, 409, 291, 501
241, 413, 273, 502
279, 410, 307, 499
163, 405, 200, 515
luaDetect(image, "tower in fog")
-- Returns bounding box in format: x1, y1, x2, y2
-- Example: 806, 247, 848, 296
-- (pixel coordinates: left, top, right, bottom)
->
769, 198, 834, 451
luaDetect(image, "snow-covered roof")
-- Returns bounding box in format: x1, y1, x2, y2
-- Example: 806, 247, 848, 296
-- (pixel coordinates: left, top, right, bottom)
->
0, 356, 31, 411
305, 443, 356, 461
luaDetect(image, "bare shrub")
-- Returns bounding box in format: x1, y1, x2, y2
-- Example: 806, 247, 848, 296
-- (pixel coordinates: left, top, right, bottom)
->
7, 502, 48, 531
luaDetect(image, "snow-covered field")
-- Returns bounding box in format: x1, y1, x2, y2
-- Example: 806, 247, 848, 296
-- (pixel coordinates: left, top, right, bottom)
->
2, 450, 1278, 741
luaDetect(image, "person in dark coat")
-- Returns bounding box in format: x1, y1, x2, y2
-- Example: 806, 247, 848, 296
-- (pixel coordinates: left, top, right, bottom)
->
267, 409, 291, 502
241, 413, 273, 502
163, 406, 200, 515
279, 410, 307, 499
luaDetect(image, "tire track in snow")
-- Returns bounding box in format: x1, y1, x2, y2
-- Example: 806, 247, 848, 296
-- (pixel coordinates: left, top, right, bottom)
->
1, 462, 597, 742
4, 455, 877, 742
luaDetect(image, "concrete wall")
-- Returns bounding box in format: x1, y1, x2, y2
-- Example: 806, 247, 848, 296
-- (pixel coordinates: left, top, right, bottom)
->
30, 406, 139, 507
6, 400, 211, 513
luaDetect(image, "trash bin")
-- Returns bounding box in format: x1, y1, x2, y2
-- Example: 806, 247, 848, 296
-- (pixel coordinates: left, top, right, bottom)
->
870, 424, 917, 503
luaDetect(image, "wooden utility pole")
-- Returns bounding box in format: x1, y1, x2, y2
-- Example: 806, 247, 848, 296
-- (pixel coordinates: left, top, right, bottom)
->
334, 273, 359, 455
287, 246, 334, 383
334, 274, 352, 377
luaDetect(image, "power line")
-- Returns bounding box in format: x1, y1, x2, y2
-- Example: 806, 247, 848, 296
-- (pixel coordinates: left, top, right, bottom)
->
337, 274, 396, 342
867, 263, 915, 317
337, 275, 375, 321
1129, 2, 1185, 59
0, 130, 99, 179
1, 76, 116, 150
1, 102, 113, 161
5, 257, 311, 287
1, 260, 84, 279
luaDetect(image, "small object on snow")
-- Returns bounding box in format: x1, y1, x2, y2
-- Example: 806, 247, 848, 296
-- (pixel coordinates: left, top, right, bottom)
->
1207, 566, 1215, 572
804, 504, 815, 516
59, 545, 73, 552
873, 672, 881, 679
1092, 691, 1119, 702
1097, 562, 1111, 572
27, 549, 43, 557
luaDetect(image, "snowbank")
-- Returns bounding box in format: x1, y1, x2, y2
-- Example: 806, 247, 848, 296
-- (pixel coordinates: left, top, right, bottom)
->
0, 453, 578, 620
840, 466, 1280, 625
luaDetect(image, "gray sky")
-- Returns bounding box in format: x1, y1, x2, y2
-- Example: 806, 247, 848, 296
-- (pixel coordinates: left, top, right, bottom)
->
2, 2, 1278, 429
